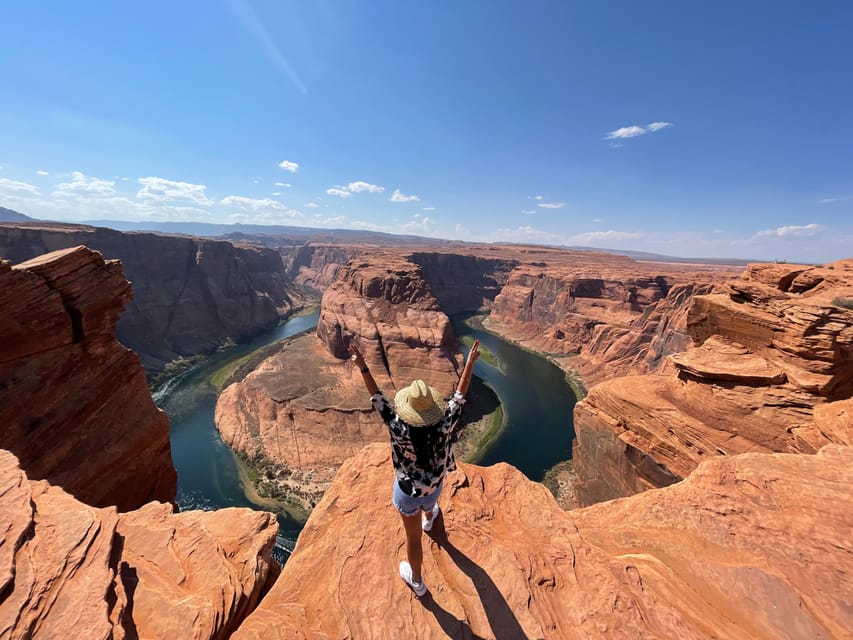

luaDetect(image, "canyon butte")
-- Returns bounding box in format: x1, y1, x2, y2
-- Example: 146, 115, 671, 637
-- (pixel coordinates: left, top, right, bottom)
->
1, 220, 851, 639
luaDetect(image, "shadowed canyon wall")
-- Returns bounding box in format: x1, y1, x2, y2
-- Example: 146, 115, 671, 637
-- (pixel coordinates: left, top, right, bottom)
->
0, 222, 303, 373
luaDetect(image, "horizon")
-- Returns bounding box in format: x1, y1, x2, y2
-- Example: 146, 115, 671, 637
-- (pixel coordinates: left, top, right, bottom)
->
1, 1, 851, 263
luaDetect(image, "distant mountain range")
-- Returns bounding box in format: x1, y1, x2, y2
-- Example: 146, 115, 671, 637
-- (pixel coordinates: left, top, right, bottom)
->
0, 206, 752, 265
0, 207, 35, 222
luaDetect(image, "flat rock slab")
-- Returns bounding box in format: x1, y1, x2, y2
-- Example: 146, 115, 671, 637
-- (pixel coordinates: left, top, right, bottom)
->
670, 335, 787, 385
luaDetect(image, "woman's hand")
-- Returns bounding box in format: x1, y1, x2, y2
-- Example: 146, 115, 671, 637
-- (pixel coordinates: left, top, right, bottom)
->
349, 343, 367, 368
467, 340, 481, 366
456, 339, 480, 396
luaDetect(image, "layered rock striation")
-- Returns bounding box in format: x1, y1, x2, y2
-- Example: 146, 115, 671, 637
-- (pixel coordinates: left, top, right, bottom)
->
0, 222, 303, 372
233, 442, 852, 640
281, 243, 363, 292
574, 260, 853, 506
485, 251, 739, 383
0, 245, 176, 510
0, 449, 279, 640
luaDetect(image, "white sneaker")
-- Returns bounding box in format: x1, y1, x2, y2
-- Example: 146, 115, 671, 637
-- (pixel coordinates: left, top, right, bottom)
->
422, 504, 440, 532
399, 561, 427, 597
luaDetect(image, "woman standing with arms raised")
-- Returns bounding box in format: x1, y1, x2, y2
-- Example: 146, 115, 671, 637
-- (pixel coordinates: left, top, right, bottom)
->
349, 339, 480, 597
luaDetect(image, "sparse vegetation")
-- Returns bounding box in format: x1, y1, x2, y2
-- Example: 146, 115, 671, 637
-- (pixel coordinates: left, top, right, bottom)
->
148, 354, 205, 391
542, 459, 579, 510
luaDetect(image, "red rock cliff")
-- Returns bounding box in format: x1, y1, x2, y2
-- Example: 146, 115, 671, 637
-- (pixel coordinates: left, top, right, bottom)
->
573, 260, 853, 506
0, 245, 176, 510
232, 442, 852, 640
0, 448, 278, 640
485, 251, 738, 383
0, 222, 303, 373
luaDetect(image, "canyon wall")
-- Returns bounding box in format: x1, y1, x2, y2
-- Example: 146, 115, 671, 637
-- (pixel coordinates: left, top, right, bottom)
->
485, 252, 738, 383
0, 222, 304, 372
0, 245, 176, 510
573, 260, 853, 506
281, 243, 363, 291
232, 442, 852, 640
0, 448, 278, 640
408, 250, 519, 313
216, 253, 463, 508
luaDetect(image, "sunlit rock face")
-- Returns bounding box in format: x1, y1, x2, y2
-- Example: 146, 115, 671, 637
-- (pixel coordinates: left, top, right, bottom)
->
232, 442, 852, 640
0, 222, 303, 373
0, 449, 279, 640
0, 245, 176, 510
573, 260, 853, 506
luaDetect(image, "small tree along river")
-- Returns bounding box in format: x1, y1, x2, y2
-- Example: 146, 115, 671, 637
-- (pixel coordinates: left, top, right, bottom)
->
155, 310, 576, 560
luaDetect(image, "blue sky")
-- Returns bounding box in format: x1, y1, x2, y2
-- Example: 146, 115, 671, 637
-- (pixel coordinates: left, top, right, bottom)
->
1, 1, 851, 262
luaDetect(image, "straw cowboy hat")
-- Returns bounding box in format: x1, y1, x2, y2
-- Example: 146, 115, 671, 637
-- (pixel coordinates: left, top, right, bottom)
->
394, 380, 444, 427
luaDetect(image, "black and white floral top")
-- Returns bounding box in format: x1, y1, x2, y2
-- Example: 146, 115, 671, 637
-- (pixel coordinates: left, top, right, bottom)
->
370, 390, 466, 497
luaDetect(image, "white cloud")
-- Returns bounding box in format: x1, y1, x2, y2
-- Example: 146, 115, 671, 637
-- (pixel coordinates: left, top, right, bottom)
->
137, 176, 211, 205
0, 178, 40, 195
401, 215, 434, 234
36, 170, 49, 176
220, 195, 303, 219
455, 223, 469, 236
423, 206, 436, 211
522, 209, 536, 215
305, 202, 320, 208
326, 181, 384, 198
491, 225, 564, 244
570, 230, 645, 244
278, 160, 299, 173
54, 171, 116, 197
346, 181, 383, 193
529, 195, 544, 201
605, 125, 646, 139
604, 122, 673, 140
272, 191, 281, 196
274, 181, 291, 187
608, 142, 623, 148
756, 223, 823, 238
592, 218, 603, 223
390, 189, 419, 202
818, 196, 852, 204
538, 202, 565, 209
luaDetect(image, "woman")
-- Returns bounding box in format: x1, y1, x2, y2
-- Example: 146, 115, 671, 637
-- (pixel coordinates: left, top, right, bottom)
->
349, 339, 480, 597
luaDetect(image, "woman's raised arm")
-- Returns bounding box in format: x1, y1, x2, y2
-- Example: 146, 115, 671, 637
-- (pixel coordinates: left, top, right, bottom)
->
456, 339, 480, 397
350, 343, 380, 396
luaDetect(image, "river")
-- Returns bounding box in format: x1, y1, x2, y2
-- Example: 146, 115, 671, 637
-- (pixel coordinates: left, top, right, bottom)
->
154, 309, 576, 560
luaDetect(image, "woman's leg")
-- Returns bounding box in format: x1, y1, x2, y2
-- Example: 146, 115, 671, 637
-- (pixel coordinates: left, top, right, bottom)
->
400, 510, 424, 582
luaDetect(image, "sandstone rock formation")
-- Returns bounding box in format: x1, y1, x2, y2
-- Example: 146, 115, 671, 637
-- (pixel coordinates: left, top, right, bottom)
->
409, 250, 518, 314
0, 245, 175, 510
216, 252, 466, 509
0, 449, 278, 640
574, 260, 853, 506
282, 243, 363, 291
233, 442, 852, 640
317, 252, 462, 390
485, 251, 739, 383
0, 222, 303, 372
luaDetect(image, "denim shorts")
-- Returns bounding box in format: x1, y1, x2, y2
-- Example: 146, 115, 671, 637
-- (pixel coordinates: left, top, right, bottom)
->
392, 480, 443, 517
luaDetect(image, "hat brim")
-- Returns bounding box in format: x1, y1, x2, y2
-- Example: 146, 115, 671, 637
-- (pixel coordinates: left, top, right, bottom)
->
394, 383, 445, 427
